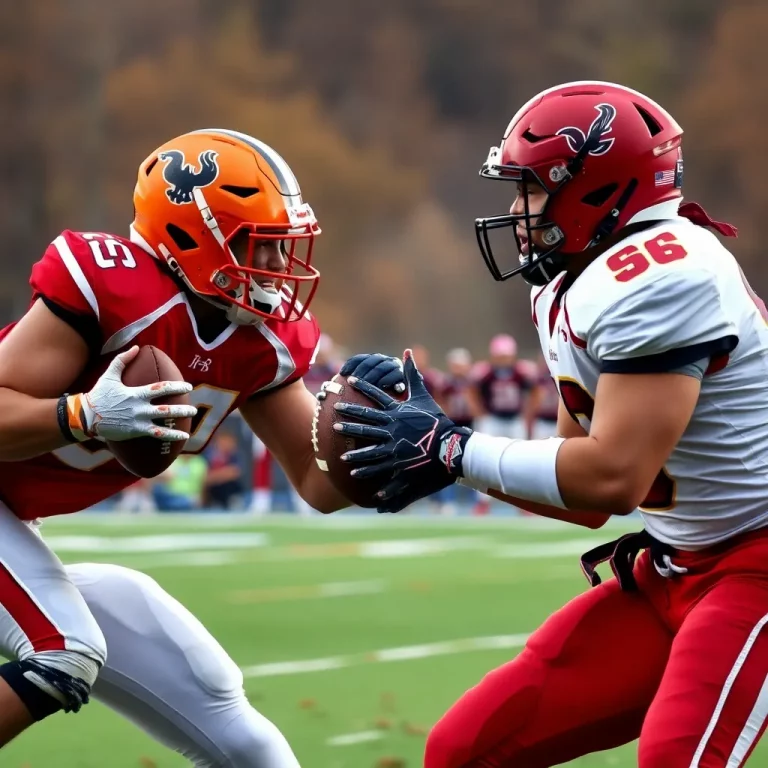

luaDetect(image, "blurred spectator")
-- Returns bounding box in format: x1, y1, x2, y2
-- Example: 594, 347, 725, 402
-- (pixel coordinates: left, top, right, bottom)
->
302, 333, 341, 397
470, 334, 537, 515
205, 430, 245, 509
411, 344, 447, 514
249, 434, 272, 514
114, 480, 155, 514
471, 335, 537, 439
438, 347, 481, 428
530, 354, 560, 439
434, 347, 482, 515
411, 344, 443, 397
249, 435, 315, 516
152, 455, 208, 512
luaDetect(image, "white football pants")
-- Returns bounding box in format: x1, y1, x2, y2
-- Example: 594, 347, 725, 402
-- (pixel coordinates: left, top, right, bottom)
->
0, 502, 300, 767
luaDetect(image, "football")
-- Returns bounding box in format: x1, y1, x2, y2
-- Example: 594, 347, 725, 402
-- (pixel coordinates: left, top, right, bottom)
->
106, 345, 193, 478
312, 373, 405, 508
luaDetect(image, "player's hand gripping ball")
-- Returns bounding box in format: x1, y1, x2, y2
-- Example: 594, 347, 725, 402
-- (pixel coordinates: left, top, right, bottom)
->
311, 354, 406, 507
106, 346, 194, 478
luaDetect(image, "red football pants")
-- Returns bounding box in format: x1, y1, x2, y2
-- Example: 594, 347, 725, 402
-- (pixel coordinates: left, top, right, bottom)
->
425, 527, 768, 768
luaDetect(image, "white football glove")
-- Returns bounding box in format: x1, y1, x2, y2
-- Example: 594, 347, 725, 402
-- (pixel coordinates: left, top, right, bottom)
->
64, 346, 197, 443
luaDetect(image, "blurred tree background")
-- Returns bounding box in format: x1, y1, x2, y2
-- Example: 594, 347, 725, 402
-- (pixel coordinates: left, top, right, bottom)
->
0, 0, 765, 357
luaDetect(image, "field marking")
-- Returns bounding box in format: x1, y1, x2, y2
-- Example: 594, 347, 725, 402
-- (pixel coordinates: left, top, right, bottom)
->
242, 633, 530, 678
45, 533, 269, 553
229, 579, 389, 604
50, 531, 597, 568
494, 539, 606, 558
114, 552, 240, 569
327, 730, 384, 747
42, 510, 642, 532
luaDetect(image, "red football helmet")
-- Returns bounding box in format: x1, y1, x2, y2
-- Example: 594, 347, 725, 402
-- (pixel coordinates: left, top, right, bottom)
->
475, 81, 685, 286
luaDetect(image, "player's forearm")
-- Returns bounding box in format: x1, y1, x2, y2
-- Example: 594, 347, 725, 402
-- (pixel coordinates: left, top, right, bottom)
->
0, 388, 69, 460
483, 489, 610, 529
291, 452, 351, 514
462, 432, 645, 516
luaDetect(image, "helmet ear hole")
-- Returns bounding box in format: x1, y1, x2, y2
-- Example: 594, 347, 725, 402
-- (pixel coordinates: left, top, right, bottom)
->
166, 224, 197, 251
581, 183, 618, 207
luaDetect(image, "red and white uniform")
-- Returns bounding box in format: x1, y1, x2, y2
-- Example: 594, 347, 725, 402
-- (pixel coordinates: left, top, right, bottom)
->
473, 362, 533, 439
0, 230, 318, 520
0, 230, 316, 767
532, 372, 560, 439
440, 374, 475, 429
427, 218, 768, 767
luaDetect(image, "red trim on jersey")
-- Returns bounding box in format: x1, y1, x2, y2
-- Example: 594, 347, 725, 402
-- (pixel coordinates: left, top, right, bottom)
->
562, 296, 587, 349
0, 562, 66, 652
705, 354, 730, 376
531, 284, 548, 328
547, 275, 567, 336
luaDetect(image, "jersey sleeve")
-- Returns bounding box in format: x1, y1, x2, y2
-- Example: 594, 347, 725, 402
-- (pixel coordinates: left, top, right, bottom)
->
249, 312, 322, 398
588, 269, 739, 373
30, 232, 99, 318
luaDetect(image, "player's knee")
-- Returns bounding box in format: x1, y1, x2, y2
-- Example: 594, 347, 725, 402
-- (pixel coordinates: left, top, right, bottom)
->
217, 704, 300, 768
0, 647, 103, 721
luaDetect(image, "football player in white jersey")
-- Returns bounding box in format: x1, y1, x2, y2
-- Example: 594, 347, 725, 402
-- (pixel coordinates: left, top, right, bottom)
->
334, 82, 768, 767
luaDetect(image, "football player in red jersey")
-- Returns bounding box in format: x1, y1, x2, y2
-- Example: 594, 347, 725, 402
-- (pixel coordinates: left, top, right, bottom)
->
335, 82, 768, 767
0, 129, 391, 764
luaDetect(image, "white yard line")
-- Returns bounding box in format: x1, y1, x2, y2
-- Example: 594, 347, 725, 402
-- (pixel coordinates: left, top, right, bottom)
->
229, 579, 389, 604
42, 511, 642, 532
48, 531, 598, 567
327, 730, 385, 747
45, 533, 269, 553
242, 633, 530, 678
493, 539, 606, 558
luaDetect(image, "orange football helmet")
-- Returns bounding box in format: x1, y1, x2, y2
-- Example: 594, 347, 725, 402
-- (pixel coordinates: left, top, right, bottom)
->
131, 129, 320, 324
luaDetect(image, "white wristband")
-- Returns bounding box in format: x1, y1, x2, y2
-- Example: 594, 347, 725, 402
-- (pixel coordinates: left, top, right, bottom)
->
463, 433, 567, 509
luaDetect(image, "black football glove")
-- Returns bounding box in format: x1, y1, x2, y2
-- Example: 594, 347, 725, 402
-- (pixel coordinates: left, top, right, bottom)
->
316, 353, 406, 404
340, 353, 406, 393
333, 349, 473, 513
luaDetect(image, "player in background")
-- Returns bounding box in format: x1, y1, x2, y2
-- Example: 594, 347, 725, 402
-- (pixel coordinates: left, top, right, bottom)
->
432, 348, 481, 515
469, 335, 537, 514
470, 334, 536, 439
437, 348, 481, 432
334, 82, 768, 766
411, 343, 444, 397
529, 353, 560, 439
0, 129, 391, 765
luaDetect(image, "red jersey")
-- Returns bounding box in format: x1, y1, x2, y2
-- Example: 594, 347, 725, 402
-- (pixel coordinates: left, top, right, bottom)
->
536, 373, 560, 422
0, 230, 319, 520
421, 368, 444, 399
440, 374, 475, 427
473, 362, 533, 418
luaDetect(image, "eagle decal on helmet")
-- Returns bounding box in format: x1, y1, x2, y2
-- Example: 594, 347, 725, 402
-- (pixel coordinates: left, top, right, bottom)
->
159, 149, 219, 205
556, 104, 617, 157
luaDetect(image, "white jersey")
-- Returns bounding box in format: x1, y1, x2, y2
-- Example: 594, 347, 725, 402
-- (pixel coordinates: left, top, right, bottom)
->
533, 216, 768, 549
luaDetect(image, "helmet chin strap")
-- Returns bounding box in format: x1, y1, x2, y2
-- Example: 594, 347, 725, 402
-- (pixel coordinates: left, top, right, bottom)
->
223, 279, 282, 326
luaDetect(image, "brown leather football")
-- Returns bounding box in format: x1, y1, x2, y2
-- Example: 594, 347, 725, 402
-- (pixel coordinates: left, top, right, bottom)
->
312, 373, 405, 508
106, 345, 192, 478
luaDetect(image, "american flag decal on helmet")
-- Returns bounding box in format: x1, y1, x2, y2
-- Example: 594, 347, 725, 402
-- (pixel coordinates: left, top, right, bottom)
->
654, 169, 676, 186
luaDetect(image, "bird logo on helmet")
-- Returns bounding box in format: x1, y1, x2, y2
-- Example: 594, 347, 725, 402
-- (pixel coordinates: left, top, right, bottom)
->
131, 129, 321, 325
159, 150, 220, 205
556, 103, 617, 157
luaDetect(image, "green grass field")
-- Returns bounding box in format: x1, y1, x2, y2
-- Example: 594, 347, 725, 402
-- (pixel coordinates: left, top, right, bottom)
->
4, 512, 766, 768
